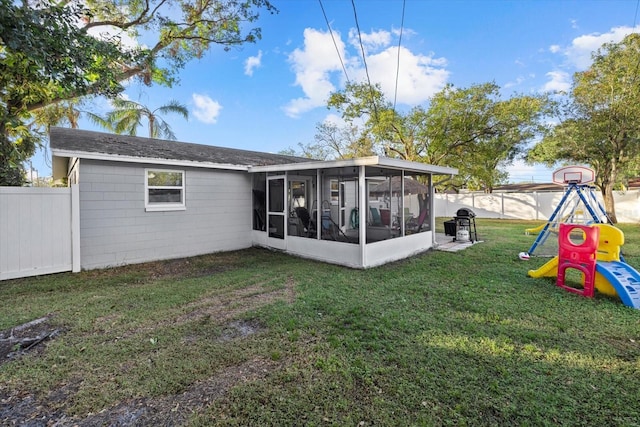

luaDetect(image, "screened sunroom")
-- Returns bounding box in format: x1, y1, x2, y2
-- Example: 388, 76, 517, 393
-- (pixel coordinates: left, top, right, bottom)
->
249, 156, 457, 268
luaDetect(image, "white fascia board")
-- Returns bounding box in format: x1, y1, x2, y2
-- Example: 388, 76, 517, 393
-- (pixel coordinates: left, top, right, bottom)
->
248, 156, 381, 173
376, 157, 458, 175
249, 155, 458, 176
51, 149, 249, 171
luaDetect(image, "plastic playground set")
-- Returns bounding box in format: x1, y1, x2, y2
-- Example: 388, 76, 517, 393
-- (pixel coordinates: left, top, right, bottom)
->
522, 166, 640, 310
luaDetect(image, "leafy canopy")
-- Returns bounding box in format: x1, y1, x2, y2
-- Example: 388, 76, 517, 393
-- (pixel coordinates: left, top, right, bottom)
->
527, 33, 640, 221
323, 82, 548, 192
0, 0, 276, 185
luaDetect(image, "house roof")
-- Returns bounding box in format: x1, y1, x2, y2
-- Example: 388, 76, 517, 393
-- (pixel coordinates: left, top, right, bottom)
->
50, 127, 458, 180
492, 182, 565, 192
50, 127, 313, 178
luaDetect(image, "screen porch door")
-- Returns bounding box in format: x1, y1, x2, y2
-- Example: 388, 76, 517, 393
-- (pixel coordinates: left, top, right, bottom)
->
267, 176, 286, 249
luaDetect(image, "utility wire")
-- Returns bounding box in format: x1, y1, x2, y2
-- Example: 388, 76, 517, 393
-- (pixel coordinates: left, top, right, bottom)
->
392, 0, 406, 112
623, 0, 640, 99
351, 0, 379, 124
318, 0, 350, 84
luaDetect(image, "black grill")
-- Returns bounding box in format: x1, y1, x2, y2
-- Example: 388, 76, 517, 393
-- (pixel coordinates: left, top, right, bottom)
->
444, 207, 478, 242
455, 208, 476, 219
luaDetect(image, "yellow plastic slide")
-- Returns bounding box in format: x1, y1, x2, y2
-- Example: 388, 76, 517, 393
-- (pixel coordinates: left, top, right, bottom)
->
527, 256, 617, 297
525, 222, 547, 236
527, 223, 623, 297
527, 257, 558, 279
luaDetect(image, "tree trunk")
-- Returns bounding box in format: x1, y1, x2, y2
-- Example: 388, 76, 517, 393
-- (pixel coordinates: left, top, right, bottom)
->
601, 182, 618, 223
0, 122, 25, 186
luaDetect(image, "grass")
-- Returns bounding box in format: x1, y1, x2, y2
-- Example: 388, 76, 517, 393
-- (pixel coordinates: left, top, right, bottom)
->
1, 218, 640, 426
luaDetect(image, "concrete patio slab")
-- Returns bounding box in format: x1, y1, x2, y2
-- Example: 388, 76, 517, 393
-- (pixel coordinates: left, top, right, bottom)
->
434, 233, 481, 252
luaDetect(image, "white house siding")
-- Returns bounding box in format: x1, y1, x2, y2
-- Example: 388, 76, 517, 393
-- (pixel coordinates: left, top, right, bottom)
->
78, 160, 252, 270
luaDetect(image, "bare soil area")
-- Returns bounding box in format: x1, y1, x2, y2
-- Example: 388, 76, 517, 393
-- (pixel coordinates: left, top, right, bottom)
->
0, 258, 296, 426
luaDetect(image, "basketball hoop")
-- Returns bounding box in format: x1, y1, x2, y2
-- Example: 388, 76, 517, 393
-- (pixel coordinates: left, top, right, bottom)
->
552, 166, 595, 185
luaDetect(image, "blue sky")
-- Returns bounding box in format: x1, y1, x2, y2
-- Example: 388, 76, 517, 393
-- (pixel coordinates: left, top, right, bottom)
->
32, 0, 640, 183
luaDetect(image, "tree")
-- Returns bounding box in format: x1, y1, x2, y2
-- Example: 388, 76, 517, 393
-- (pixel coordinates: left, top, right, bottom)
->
0, 0, 133, 184
426, 84, 549, 192
327, 82, 429, 161
311, 121, 376, 160
325, 82, 548, 192
527, 33, 640, 222
0, 0, 276, 185
89, 98, 189, 139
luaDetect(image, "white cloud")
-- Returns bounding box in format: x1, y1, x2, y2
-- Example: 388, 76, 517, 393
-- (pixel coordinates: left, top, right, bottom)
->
391, 27, 417, 39
549, 44, 561, 53
323, 112, 366, 129
349, 46, 449, 105
192, 93, 222, 124
542, 71, 571, 93
504, 76, 525, 89
323, 113, 347, 127
284, 28, 347, 118
348, 28, 391, 53
284, 27, 449, 117
86, 24, 140, 50
562, 26, 637, 69
542, 26, 637, 94
244, 50, 263, 76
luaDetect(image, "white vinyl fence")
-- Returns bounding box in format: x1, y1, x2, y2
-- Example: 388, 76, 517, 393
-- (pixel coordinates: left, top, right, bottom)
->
434, 189, 640, 223
1, 185, 637, 281
0, 186, 80, 280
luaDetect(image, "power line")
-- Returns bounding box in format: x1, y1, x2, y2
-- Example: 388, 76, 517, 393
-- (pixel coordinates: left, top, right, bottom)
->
350, 0, 379, 123
318, 0, 350, 84
393, 0, 406, 112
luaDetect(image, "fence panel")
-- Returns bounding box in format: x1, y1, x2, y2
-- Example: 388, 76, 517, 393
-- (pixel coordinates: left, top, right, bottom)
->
435, 190, 639, 223
0, 187, 74, 280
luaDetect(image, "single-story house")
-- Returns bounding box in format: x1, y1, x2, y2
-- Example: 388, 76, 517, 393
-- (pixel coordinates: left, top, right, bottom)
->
50, 127, 457, 270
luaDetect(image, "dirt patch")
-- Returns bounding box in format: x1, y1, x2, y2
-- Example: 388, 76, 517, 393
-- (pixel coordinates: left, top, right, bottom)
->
0, 315, 62, 367
0, 356, 279, 426
176, 277, 296, 325
74, 253, 241, 285
59, 357, 278, 426
0, 274, 296, 425
100, 276, 297, 343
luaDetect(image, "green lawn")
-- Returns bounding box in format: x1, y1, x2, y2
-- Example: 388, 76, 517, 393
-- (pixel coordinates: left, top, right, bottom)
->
1, 219, 639, 426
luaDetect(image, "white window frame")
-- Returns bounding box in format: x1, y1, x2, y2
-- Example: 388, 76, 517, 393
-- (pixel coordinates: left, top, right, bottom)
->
145, 168, 186, 212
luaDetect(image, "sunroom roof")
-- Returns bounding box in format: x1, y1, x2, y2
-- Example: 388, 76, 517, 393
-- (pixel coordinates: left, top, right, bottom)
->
248, 156, 457, 176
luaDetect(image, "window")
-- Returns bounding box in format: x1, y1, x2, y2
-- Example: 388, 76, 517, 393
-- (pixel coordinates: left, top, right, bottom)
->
330, 179, 339, 205
145, 169, 185, 211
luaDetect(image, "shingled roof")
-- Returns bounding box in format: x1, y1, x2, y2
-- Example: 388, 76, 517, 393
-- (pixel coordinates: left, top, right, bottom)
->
50, 127, 313, 168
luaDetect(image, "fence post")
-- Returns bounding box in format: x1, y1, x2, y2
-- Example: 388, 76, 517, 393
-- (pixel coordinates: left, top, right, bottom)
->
71, 184, 81, 272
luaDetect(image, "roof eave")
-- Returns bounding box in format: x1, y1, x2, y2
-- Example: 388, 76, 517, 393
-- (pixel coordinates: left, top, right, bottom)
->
249, 156, 458, 175
52, 149, 250, 172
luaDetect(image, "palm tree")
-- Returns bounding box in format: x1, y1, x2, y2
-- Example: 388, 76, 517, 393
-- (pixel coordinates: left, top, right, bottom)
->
89, 98, 189, 140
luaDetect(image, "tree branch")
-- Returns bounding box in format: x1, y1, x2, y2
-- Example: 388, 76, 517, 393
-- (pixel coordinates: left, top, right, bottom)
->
83, 0, 161, 31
